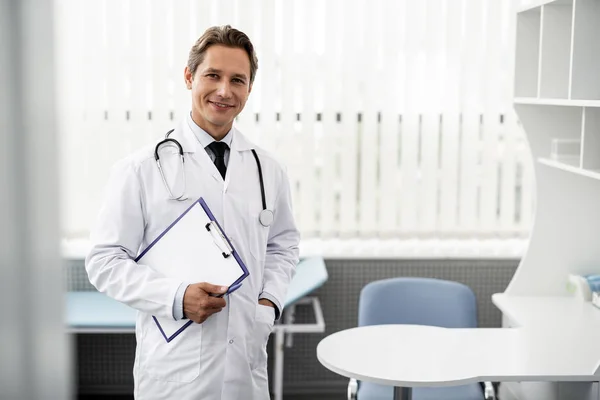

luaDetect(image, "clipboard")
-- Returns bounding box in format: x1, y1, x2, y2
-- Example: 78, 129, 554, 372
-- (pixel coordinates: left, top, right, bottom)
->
135, 197, 249, 343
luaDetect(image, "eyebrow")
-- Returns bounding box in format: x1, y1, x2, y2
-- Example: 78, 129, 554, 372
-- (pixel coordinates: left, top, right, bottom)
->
204, 68, 248, 81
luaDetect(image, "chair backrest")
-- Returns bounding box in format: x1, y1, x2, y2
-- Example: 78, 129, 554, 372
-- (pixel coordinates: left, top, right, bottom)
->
358, 277, 477, 328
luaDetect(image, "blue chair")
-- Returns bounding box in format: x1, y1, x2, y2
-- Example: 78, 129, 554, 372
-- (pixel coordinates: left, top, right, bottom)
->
348, 277, 495, 400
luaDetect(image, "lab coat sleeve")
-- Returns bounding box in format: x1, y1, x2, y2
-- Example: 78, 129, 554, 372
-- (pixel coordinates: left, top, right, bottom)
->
261, 169, 300, 320
85, 159, 183, 320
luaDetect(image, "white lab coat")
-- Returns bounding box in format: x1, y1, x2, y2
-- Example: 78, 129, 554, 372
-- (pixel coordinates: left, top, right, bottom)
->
85, 118, 300, 400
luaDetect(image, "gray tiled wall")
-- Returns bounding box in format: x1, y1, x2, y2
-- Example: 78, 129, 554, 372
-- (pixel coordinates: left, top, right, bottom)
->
68, 258, 518, 397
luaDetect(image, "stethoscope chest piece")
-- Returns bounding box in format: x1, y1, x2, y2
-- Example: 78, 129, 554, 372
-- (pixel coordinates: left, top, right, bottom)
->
259, 209, 274, 227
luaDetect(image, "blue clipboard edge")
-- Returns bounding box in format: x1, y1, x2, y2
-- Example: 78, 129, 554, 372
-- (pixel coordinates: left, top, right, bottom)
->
135, 197, 250, 343
198, 198, 250, 294
153, 317, 193, 343
135, 198, 201, 262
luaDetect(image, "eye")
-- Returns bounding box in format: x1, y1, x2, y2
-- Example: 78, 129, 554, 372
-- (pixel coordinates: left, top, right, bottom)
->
206, 73, 218, 79
232, 78, 245, 84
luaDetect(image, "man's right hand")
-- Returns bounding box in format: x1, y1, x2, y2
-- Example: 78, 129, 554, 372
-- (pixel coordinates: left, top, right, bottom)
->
182, 282, 228, 324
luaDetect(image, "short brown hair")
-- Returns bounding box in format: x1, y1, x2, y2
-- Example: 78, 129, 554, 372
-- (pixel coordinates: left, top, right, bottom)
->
187, 25, 258, 84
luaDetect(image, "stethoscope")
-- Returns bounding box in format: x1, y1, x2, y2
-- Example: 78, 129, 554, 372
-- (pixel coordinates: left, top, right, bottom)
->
154, 129, 274, 227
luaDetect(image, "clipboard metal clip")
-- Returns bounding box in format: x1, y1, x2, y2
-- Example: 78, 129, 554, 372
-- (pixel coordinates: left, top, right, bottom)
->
205, 221, 233, 258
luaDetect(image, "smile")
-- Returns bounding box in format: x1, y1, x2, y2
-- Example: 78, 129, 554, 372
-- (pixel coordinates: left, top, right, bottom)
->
209, 101, 234, 109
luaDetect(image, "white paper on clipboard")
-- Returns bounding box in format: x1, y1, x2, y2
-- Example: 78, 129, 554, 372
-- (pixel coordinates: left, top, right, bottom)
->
136, 198, 249, 342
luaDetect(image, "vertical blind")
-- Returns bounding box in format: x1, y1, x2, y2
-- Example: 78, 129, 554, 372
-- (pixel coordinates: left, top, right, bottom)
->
54, 0, 533, 241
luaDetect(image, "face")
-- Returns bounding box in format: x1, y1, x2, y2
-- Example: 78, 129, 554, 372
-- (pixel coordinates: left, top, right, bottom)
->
184, 45, 252, 140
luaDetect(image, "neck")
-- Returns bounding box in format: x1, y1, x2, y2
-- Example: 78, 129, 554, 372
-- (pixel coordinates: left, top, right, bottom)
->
191, 113, 231, 141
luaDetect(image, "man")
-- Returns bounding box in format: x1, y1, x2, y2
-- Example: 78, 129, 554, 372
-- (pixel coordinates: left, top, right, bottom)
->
86, 25, 299, 400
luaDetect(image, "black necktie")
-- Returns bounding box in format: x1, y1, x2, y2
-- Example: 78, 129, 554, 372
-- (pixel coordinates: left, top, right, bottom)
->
208, 141, 229, 179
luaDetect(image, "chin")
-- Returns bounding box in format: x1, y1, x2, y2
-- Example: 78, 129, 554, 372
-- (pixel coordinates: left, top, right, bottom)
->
209, 118, 232, 127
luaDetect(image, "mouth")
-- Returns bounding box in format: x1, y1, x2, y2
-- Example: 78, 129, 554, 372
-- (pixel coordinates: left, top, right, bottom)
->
209, 101, 234, 109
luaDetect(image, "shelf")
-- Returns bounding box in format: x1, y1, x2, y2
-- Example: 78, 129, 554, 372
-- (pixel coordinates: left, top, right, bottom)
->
492, 293, 600, 328
515, 98, 600, 107
538, 157, 600, 179
517, 0, 567, 13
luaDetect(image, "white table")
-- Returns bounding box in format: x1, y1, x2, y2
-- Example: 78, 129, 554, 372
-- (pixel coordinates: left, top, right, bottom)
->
317, 320, 600, 400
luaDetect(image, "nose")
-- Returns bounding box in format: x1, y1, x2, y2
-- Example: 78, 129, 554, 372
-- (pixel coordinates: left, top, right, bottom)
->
216, 81, 232, 98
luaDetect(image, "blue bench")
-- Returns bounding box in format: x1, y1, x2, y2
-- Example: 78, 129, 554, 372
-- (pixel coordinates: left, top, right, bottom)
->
66, 256, 328, 399
66, 291, 137, 333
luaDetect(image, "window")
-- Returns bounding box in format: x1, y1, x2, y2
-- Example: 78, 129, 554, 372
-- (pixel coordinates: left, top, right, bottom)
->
54, 0, 532, 247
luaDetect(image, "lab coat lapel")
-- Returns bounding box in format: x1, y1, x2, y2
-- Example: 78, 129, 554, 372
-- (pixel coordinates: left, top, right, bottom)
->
199, 149, 222, 184
224, 148, 237, 192
224, 127, 253, 192
171, 119, 222, 184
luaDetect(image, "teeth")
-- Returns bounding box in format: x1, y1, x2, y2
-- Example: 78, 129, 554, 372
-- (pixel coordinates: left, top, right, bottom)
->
213, 102, 229, 108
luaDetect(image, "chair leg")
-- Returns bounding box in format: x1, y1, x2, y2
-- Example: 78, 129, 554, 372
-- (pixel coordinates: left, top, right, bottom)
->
347, 378, 358, 400
483, 381, 497, 399
273, 329, 285, 400
393, 387, 412, 400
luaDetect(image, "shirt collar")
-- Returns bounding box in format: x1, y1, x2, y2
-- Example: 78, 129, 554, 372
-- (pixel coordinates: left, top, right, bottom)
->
186, 112, 233, 149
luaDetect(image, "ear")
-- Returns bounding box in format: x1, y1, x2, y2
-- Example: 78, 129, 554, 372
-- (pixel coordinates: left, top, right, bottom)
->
184, 66, 193, 90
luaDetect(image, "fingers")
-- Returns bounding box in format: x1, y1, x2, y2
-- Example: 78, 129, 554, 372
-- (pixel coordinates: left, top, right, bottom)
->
183, 282, 228, 324
192, 301, 225, 324
200, 295, 226, 310
189, 307, 222, 324
197, 282, 228, 296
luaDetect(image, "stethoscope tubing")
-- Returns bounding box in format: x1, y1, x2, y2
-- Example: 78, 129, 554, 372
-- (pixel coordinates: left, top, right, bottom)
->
154, 129, 272, 226
250, 149, 267, 212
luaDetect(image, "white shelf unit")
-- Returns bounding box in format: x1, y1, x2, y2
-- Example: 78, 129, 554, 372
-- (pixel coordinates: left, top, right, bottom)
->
511, 0, 600, 296
506, 3, 600, 397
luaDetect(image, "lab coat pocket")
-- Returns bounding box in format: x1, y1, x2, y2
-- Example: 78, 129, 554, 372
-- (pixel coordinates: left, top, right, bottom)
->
141, 317, 202, 383
249, 304, 275, 371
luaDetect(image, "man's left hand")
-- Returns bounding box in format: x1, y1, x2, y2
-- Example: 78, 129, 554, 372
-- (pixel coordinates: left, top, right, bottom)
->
258, 299, 275, 308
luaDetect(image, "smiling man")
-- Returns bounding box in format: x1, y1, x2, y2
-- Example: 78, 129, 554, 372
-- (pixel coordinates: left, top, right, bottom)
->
85, 25, 299, 400
184, 34, 254, 141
